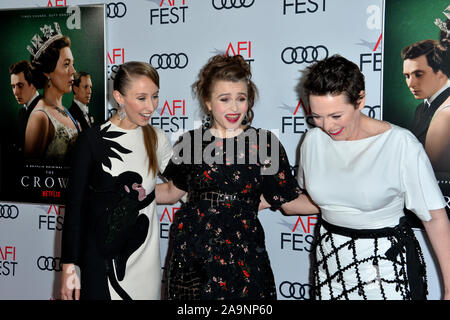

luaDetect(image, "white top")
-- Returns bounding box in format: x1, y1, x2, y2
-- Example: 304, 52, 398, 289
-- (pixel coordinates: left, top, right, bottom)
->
102, 121, 172, 299
298, 124, 445, 229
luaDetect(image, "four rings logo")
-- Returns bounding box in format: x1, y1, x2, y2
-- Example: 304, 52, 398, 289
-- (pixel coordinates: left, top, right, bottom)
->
212, 0, 255, 10
279, 281, 310, 299
150, 53, 189, 70
107, 2, 127, 18
0, 204, 19, 219
281, 45, 328, 64
37, 256, 62, 272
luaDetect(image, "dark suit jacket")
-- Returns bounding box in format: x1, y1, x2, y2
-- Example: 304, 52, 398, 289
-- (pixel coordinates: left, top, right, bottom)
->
410, 87, 450, 147
69, 100, 93, 131
16, 94, 42, 153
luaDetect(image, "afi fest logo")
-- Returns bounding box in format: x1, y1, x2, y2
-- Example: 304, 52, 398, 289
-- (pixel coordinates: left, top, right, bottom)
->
279, 98, 309, 134
107, 47, 125, 81
282, 0, 326, 15
159, 206, 180, 239
38, 205, 64, 231
280, 215, 317, 252
225, 41, 254, 66
0, 246, 17, 277
149, 0, 188, 25
150, 98, 188, 133
358, 5, 382, 72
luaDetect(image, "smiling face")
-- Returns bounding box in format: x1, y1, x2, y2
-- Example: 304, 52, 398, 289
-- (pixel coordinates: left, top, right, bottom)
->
309, 92, 364, 141
403, 55, 447, 100
47, 46, 76, 94
205, 80, 249, 138
113, 75, 159, 129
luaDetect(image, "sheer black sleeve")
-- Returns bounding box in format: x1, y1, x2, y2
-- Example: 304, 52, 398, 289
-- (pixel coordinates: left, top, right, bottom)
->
161, 131, 194, 192
260, 130, 302, 210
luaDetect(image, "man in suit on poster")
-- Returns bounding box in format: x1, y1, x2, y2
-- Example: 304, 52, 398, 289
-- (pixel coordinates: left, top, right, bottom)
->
401, 39, 449, 147
69, 71, 93, 131
9, 60, 42, 155
401, 38, 450, 223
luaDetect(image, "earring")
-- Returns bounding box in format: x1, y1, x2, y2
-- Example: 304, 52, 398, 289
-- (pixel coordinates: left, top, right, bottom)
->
202, 113, 211, 128
118, 104, 126, 121
241, 114, 249, 126
47, 76, 51, 88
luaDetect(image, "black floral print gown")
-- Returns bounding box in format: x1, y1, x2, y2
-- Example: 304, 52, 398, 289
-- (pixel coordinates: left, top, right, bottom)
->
162, 127, 301, 300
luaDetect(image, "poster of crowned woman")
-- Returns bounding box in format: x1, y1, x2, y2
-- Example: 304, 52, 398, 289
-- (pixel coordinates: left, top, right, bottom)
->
0, 5, 106, 205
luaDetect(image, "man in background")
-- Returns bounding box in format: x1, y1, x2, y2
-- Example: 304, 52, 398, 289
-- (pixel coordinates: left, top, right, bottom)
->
401, 39, 450, 223
70, 71, 93, 131
9, 60, 41, 154
401, 39, 449, 146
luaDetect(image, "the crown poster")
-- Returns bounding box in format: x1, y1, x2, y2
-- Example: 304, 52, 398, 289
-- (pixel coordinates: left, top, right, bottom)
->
0, 5, 106, 205
382, 0, 450, 222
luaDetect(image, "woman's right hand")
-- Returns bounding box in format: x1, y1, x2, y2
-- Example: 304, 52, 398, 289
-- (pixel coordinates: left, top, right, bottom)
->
60, 263, 81, 300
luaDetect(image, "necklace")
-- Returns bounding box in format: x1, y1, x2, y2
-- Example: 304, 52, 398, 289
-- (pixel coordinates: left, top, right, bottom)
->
44, 97, 69, 117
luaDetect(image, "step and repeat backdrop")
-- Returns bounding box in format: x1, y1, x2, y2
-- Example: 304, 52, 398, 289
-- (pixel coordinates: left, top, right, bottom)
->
0, 0, 445, 300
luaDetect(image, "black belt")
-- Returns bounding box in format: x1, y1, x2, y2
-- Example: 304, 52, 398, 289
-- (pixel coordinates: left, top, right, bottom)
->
188, 191, 258, 207
321, 217, 427, 300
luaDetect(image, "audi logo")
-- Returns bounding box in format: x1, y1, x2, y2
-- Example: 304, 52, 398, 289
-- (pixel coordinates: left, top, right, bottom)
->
149, 53, 189, 70
281, 45, 329, 64
363, 105, 380, 119
0, 204, 19, 219
212, 0, 255, 10
279, 281, 310, 299
37, 256, 62, 272
107, 2, 127, 18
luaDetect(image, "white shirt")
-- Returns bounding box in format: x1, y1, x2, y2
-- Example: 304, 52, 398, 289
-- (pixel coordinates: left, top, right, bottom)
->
298, 124, 445, 229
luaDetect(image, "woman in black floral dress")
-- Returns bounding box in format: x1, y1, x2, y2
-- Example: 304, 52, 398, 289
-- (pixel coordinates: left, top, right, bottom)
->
156, 54, 318, 300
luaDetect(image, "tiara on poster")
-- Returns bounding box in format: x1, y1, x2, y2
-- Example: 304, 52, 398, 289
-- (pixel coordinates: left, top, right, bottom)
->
434, 5, 450, 36
26, 22, 64, 61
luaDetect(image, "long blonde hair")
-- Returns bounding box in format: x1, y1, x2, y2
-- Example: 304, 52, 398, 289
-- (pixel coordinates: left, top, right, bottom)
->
114, 61, 159, 176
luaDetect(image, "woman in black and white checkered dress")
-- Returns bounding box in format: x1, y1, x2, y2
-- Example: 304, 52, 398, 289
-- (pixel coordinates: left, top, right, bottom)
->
291, 55, 450, 300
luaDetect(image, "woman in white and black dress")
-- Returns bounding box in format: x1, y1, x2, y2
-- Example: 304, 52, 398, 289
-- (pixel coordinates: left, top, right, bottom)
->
60, 61, 172, 300
302, 55, 450, 300
261, 55, 450, 300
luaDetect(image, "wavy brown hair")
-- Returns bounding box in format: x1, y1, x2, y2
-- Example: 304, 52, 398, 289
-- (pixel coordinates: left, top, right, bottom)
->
192, 54, 258, 124
114, 61, 160, 176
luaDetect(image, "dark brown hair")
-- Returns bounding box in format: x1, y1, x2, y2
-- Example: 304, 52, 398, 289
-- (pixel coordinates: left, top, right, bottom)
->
30, 35, 71, 89
303, 54, 365, 109
9, 60, 34, 85
401, 39, 450, 78
192, 54, 258, 124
